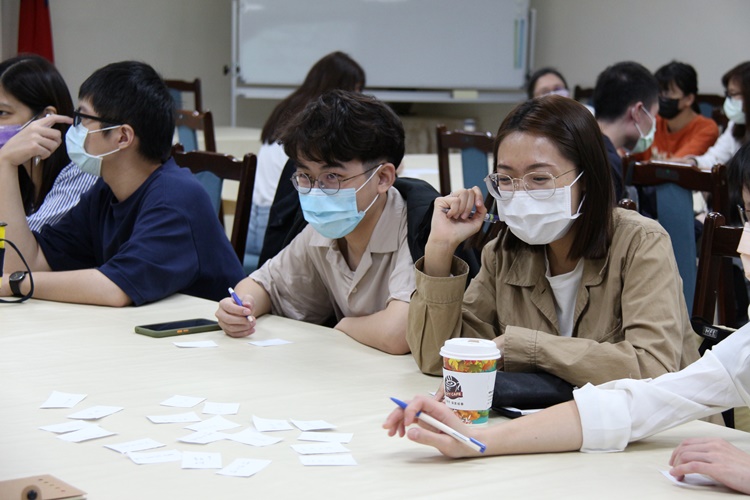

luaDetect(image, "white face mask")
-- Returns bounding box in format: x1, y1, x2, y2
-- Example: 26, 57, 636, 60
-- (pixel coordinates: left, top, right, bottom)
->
65, 122, 121, 177
738, 223, 750, 280
493, 172, 584, 245
629, 106, 656, 154
724, 96, 746, 125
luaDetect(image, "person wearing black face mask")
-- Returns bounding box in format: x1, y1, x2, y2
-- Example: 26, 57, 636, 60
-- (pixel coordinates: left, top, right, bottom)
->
635, 61, 719, 162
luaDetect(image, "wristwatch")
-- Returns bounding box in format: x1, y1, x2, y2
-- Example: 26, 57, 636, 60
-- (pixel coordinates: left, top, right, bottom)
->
9, 271, 27, 297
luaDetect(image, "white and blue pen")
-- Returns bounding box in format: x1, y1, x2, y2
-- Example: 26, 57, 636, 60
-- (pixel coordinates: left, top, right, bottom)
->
440, 207, 499, 224
390, 397, 486, 453
228, 287, 251, 320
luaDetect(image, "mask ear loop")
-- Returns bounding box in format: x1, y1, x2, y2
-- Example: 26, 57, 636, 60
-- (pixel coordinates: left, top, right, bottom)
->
0, 234, 35, 303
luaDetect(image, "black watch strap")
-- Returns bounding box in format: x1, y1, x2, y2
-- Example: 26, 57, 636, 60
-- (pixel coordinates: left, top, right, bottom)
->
10, 271, 27, 297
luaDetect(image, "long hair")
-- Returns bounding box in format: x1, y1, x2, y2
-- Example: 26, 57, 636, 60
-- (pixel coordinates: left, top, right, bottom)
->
722, 61, 750, 143
491, 95, 614, 261
0, 54, 74, 214
261, 52, 365, 144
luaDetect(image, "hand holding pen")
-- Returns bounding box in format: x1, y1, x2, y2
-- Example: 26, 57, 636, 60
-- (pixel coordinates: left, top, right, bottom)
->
384, 395, 487, 457
216, 287, 257, 338
0, 114, 71, 168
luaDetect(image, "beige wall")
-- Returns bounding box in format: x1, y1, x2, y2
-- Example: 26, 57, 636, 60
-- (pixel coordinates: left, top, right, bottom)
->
5, 0, 750, 134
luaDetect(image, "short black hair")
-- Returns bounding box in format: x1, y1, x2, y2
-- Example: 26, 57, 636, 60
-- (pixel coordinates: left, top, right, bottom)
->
655, 61, 700, 113
526, 67, 568, 99
593, 61, 659, 122
79, 61, 174, 162
280, 89, 404, 168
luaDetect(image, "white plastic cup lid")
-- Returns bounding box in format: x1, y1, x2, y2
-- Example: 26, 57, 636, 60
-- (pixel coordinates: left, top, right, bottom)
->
439, 338, 501, 360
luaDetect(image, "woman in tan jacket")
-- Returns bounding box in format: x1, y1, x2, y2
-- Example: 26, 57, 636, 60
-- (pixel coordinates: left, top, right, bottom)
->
407, 95, 700, 389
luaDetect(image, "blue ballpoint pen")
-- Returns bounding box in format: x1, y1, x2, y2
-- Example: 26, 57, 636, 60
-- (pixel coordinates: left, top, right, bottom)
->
390, 397, 486, 453
441, 207, 499, 224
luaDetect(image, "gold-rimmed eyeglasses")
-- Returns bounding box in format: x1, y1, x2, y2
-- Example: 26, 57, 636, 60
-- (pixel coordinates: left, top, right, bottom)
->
484, 168, 578, 201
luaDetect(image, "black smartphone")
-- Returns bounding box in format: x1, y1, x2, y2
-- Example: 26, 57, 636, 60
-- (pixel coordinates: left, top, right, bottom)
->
134, 318, 221, 338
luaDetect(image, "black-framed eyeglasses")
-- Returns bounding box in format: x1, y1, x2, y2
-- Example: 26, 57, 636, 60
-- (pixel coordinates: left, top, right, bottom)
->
72, 110, 121, 128
484, 168, 578, 201
725, 90, 743, 100
290, 163, 384, 195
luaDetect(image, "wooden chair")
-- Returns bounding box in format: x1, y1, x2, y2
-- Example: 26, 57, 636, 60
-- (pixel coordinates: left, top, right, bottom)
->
172, 146, 257, 262
436, 124, 495, 197
175, 109, 216, 152
617, 198, 637, 211
165, 78, 202, 111
691, 212, 743, 428
695, 93, 728, 131
628, 161, 728, 313
693, 212, 743, 330
573, 85, 594, 105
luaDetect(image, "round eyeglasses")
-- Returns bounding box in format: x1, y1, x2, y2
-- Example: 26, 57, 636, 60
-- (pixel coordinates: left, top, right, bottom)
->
290, 163, 383, 195
484, 168, 577, 201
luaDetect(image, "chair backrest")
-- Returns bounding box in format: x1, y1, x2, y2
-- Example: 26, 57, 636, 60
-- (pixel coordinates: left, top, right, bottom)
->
618, 198, 637, 211
629, 162, 729, 313
436, 124, 495, 197
693, 212, 743, 328
175, 109, 216, 153
573, 85, 594, 105
172, 147, 257, 261
695, 93, 728, 131
165, 78, 203, 112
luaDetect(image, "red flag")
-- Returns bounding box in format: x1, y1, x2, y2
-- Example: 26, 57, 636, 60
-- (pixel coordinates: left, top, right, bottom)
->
18, 0, 54, 63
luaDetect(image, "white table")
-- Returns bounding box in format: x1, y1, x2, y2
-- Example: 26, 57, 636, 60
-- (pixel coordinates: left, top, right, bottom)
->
1, 295, 748, 499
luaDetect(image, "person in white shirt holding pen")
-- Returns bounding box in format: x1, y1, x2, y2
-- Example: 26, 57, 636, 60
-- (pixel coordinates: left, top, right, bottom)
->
384, 142, 750, 495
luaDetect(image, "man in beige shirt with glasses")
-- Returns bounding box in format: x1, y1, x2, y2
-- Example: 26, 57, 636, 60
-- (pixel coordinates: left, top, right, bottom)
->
216, 90, 416, 354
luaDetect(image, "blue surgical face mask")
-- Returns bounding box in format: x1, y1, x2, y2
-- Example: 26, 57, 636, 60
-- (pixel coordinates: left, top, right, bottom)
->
629, 106, 656, 154
65, 122, 121, 177
298, 167, 381, 239
724, 96, 746, 125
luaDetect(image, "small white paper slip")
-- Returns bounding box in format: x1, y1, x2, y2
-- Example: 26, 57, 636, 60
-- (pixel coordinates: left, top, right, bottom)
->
217, 458, 272, 477
147, 411, 201, 424
104, 438, 165, 454
40, 391, 87, 409
659, 470, 723, 489
160, 395, 205, 408
68, 405, 124, 420
228, 428, 283, 447
129, 449, 182, 465
182, 451, 222, 469
185, 415, 241, 432
248, 338, 292, 347
299, 454, 357, 466
297, 431, 353, 444
173, 340, 218, 348
39, 421, 92, 433
58, 425, 116, 443
178, 430, 229, 444
291, 442, 350, 455
291, 419, 336, 431
252, 415, 294, 432
203, 401, 240, 415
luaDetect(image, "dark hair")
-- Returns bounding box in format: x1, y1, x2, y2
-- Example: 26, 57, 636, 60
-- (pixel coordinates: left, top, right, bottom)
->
261, 52, 365, 144
0, 54, 74, 214
79, 61, 174, 162
593, 61, 659, 122
722, 61, 750, 143
526, 67, 568, 99
491, 95, 614, 260
655, 61, 700, 113
280, 89, 404, 169
726, 141, 750, 222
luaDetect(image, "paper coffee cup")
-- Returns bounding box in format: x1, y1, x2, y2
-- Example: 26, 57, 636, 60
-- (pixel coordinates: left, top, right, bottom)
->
440, 338, 501, 425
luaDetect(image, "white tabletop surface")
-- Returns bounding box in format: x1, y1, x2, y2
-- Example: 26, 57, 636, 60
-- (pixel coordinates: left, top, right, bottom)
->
2, 294, 748, 499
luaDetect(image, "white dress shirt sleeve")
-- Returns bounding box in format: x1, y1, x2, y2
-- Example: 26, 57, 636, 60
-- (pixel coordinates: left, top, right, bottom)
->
575, 327, 750, 452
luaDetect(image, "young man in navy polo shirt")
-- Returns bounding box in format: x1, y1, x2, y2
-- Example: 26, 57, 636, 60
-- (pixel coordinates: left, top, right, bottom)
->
0, 61, 244, 305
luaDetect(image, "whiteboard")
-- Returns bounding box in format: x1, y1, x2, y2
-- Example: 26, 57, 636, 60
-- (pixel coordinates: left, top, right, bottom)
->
237, 0, 530, 91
